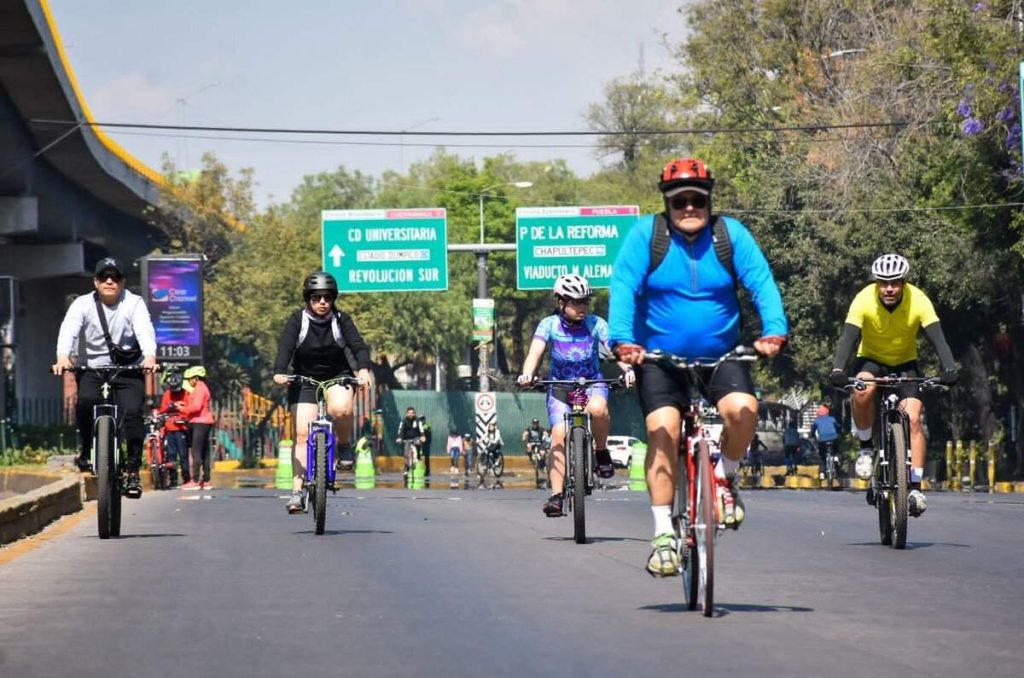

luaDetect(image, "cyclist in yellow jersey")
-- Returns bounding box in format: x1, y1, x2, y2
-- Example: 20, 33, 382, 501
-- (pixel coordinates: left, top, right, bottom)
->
829, 254, 958, 517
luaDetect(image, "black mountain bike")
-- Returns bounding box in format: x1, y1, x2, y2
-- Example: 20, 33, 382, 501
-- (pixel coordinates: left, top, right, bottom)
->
59, 365, 153, 539
529, 376, 623, 544
819, 440, 841, 491
845, 375, 940, 549
476, 442, 505, 479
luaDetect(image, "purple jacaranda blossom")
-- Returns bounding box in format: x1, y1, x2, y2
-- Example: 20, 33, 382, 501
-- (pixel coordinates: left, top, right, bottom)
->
957, 100, 973, 117
962, 117, 985, 135
973, 3, 984, 12
996, 107, 1016, 123
1006, 123, 1021, 150
998, 81, 1012, 93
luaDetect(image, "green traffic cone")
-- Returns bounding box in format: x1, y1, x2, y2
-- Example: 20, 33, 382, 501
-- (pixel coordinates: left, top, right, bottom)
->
276, 440, 294, 490
629, 442, 648, 491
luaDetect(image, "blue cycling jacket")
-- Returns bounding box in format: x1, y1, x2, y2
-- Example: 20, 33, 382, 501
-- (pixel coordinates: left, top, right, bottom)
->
608, 214, 787, 359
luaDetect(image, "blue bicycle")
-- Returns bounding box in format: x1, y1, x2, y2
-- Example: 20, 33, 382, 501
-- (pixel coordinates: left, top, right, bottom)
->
287, 375, 359, 535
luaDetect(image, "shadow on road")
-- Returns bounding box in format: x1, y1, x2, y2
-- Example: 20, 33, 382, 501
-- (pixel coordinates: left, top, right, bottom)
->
845, 541, 970, 549
640, 602, 814, 615
83, 533, 187, 539
292, 529, 394, 536
542, 535, 648, 544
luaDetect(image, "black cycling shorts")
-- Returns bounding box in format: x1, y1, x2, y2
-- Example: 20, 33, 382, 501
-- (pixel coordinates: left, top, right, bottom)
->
287, 373, 355, 405
635, 360, 756, 417
852, 358, 920, 399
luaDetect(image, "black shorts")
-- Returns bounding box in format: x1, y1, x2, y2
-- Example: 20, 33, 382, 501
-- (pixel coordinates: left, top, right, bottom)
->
852, 358, 920, 399
635, 360, 756, 417
287, 373, 355, 405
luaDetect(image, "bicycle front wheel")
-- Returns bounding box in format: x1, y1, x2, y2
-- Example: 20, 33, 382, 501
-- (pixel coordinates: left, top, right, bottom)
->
695, 439, 715, 616
96, 416, 116, 540
678, 446, 698, 610
313, 430, 328, 535
888, 421, 909, 549
492, 452, 504, 478
571, 426, 587, 544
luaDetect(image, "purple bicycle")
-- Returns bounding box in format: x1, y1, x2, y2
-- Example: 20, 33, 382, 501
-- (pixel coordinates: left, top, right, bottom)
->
287, 375, 359, 535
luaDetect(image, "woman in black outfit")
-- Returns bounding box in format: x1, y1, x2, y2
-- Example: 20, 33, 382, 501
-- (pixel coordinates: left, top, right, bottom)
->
273, 272, 372, 513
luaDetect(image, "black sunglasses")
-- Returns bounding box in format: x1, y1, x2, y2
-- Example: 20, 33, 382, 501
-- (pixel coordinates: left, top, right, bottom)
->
95, 273, 124, 283
669, 194, 708, 210
309, 294, 336, 303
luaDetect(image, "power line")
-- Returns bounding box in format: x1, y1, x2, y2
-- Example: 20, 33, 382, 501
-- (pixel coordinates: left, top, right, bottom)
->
29, 118, 944, 137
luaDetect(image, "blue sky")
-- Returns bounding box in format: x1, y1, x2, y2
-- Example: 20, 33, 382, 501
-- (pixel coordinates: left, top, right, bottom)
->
48, 0, 684, 206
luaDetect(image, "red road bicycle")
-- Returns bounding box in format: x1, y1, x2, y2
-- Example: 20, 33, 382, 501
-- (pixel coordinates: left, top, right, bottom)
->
645, 347, 757, 616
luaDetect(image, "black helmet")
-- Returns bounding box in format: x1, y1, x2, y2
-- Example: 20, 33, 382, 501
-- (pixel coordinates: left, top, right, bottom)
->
531, 418, 539, 425
165, 371, 184, 392
303, 271, 338, 301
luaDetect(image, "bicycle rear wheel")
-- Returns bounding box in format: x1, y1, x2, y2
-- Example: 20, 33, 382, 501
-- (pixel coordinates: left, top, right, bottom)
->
888, 421, 909, 549
571, 426, 587, 544
678, 447, 698, 610
493, 452, 504, 478
96, 416, 115, 540
313, 430, 328, 535
694, 440, 715, 616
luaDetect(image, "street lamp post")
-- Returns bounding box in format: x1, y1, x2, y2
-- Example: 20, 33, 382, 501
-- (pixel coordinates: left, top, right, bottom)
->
476, 181, 532, 393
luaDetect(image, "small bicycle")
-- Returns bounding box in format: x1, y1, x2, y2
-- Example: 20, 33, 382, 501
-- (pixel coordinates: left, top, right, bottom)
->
57, 365, 155, 539
844, 375, 940, 549
645, 347, 757, 616
476, 440, 505, 479
143, 413, 185, 490
287, 375, 359, 535
528, 375, 623, 545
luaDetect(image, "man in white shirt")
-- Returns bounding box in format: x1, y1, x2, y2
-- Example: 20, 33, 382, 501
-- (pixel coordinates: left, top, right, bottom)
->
52, 257, 158, 497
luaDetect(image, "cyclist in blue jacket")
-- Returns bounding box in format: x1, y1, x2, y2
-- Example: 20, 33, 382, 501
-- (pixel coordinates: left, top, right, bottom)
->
609, 158, 788, 577
810, 405, 841, 479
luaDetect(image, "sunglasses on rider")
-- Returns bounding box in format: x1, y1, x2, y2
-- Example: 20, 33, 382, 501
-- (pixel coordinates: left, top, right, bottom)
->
669, 194, 708, 211
309, 294, 336, 303
95, 273, 124, 283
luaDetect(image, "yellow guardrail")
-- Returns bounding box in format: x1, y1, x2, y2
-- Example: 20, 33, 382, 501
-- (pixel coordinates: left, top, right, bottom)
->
945, 439, 1005, 493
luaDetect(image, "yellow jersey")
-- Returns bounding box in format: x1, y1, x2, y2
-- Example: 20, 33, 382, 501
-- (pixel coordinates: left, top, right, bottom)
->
845, 282, 939, 365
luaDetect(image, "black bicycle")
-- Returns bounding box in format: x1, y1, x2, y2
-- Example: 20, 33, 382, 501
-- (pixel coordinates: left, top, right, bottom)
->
845, 375, 940, 549
819, 439, 841, 491
476, 441, 505, 479
58, 365, 153, 539
528, 376, 623, 544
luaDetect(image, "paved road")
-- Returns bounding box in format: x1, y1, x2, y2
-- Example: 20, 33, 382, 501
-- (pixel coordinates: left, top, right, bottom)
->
0, 485, 1021, 677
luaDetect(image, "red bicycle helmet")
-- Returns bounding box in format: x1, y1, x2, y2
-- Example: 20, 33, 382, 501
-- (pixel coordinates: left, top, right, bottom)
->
657, 158, 714, 195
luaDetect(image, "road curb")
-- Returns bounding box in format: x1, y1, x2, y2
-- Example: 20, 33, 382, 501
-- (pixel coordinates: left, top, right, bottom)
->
0, 473, 83, 546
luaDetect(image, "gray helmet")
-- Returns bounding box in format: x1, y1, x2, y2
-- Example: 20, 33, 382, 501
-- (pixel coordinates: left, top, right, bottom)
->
303, 271, 338, 301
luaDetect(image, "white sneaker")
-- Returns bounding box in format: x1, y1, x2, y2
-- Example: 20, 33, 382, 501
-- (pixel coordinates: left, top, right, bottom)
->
854, 452, 874, 480
909, 489, 927, 517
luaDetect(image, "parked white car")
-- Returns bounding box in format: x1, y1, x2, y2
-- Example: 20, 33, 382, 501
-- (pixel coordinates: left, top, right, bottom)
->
606, 435, 642, 467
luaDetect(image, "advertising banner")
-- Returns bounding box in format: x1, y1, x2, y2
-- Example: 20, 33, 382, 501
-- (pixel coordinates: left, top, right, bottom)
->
143, 257, 204, 365
472, 298, 495, 343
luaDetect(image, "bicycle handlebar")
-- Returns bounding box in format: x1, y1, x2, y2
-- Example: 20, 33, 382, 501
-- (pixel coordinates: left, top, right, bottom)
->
642, 346, 759, 370
52, 364, 161, 376
523, 375, 625, 391
845, 375, 944, 392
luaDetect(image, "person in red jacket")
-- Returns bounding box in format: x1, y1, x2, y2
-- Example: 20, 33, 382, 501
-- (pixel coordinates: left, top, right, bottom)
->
179, 366, 215, 490
156, 370, 191, 487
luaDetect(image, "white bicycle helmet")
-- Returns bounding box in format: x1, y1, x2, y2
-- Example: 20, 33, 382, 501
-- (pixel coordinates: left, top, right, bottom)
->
553, 273, 593, 300
871, 254, 910, 281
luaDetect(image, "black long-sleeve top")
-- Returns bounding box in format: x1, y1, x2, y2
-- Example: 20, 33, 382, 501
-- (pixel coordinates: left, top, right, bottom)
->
273, 308, 372, 379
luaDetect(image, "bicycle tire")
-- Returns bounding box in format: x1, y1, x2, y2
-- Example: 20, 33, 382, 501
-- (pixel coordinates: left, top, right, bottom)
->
96, 416, 115, 540
876, 450, 893, 546
493, 452, 505, 478
313, 430, 328, 535
889, 421, 909, 549
572, 425, 587, 544
695, 439, 715, 616
679, 446, 698, 610
147, 438, 163, 490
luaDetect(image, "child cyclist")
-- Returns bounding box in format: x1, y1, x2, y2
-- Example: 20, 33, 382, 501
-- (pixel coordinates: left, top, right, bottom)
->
155, 369, 190, 487
518, 274, 635, 517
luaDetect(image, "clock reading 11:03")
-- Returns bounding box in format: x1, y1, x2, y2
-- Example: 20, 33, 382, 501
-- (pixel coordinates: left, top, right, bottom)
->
158, 345, 193, 358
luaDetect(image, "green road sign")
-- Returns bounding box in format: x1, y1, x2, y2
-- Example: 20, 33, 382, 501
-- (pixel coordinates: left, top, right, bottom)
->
321, 209, 448, 292
515, 206, 639, 290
